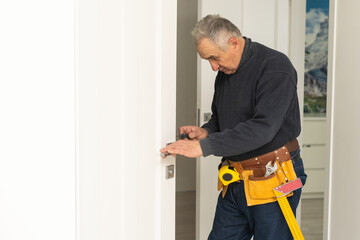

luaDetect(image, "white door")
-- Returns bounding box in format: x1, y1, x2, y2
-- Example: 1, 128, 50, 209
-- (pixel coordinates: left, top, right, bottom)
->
0, 1, 76, 240
76, 0, 177, 240
196, 1, 305, 239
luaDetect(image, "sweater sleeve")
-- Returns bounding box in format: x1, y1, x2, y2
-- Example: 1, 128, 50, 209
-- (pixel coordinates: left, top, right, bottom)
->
199, 72, 297, 157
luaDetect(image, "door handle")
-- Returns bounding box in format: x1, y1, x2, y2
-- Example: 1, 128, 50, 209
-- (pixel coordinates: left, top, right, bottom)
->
160, 142, 174, 157
160, 152, 171, 157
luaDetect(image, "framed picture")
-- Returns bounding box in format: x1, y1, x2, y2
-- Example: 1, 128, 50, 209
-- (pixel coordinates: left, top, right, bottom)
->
304, 0, 329, 117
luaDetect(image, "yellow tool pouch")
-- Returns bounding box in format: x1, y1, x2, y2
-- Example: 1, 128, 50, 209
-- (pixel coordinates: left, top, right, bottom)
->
218, 146, 298, 206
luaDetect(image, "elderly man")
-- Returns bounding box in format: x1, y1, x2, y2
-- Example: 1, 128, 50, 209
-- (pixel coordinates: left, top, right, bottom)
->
160, 14, 307, 240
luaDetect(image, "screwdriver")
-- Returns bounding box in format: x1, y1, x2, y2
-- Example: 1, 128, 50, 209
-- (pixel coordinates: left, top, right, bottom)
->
179, 132, 191, 140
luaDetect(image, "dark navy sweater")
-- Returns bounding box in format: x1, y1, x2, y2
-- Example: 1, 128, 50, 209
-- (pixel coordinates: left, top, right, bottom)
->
199, 37, 301, 161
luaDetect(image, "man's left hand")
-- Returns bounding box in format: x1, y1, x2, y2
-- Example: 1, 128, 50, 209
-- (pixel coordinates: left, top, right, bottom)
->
160, 139, 203, 158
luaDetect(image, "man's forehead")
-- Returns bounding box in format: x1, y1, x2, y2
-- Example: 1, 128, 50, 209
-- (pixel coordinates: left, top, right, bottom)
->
196, 38, 213, 50
196, 38, 219, 59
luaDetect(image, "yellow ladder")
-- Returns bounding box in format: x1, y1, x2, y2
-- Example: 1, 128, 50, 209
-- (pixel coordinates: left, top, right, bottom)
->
273, 178, 305, 240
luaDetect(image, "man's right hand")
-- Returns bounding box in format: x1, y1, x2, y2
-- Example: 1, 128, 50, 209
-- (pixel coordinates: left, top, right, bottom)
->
179, 126, 208, 140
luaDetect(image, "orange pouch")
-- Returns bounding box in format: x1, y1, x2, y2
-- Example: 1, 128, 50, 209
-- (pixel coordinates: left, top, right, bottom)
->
242, 158, 297, 206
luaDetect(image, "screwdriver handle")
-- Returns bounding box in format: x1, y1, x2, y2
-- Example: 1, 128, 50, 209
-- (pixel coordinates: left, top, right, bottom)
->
180, 133, 191, 139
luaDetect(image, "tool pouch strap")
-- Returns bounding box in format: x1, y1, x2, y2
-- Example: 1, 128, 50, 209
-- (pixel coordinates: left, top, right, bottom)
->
217, 144, 298, 206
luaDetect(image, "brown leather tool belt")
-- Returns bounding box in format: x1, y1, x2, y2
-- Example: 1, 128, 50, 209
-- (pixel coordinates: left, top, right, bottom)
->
285, 138, 300, 153
231, 138, 299, 173
217, 139, 300, 206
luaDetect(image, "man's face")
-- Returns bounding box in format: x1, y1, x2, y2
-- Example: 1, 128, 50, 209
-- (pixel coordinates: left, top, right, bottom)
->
196, 38, 240, 75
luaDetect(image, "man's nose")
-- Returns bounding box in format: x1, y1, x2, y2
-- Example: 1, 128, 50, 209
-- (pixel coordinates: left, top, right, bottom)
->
209, 60, 219, 71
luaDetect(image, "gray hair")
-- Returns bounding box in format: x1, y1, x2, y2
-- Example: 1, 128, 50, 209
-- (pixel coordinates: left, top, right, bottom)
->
191, 14, 242, 51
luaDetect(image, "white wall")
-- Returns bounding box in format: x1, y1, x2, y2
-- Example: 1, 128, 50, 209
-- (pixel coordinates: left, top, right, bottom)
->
76, 0, 177, 240
0, 1, 75, 240
325, 0, 360, 239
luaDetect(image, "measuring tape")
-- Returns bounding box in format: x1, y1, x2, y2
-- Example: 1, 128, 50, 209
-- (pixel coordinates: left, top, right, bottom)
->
273, 178, 305, 240
218, 165, 241, 186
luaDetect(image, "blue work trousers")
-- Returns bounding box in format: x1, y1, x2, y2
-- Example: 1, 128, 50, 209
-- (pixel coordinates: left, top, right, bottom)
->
208, 150, 307, 240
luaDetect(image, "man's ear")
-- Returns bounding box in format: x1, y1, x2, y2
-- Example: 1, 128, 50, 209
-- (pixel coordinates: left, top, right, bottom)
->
228, 37, 240, 51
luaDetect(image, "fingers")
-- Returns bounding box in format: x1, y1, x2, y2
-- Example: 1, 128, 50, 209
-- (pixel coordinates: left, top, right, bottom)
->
162, 140, 187, 156
163, 140, 203, 158
160, 148, 168, 153
160, 142, 183, 158
188, 131, 196, 139
179, 126, 204, 140
160, 147, 170, 158
166, 141, 185, 155
179, 125, 196, 134
182, 127, 208, 140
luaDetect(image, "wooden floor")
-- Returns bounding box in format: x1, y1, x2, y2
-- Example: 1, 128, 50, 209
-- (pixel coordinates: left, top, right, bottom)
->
176, 191, 324, 240
301, 198, 324, 240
